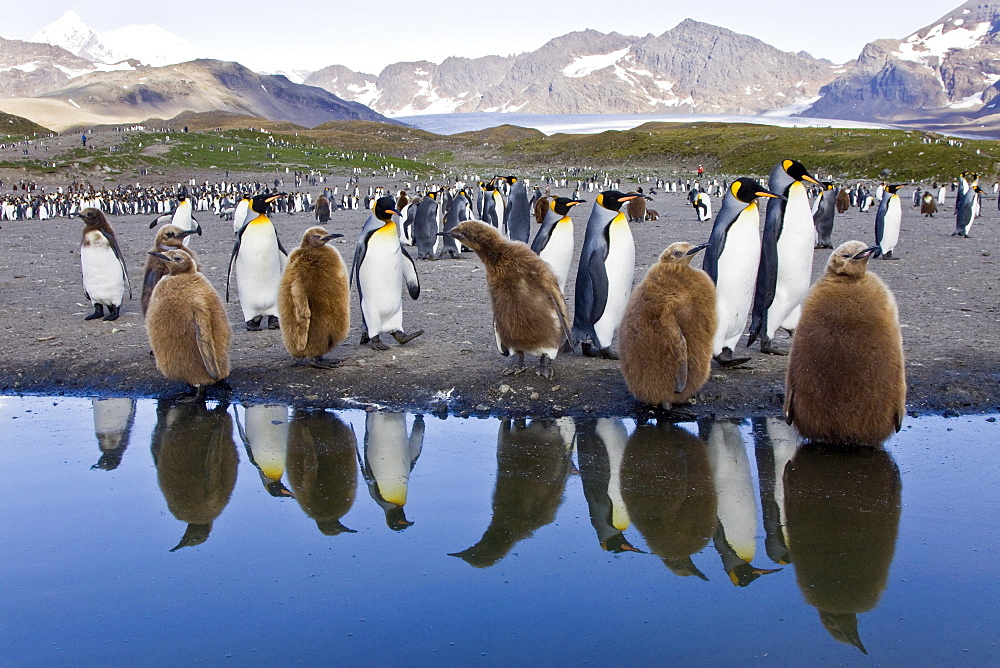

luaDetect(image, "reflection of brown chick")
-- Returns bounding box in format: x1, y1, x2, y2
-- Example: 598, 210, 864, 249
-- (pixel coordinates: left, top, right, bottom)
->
151, 401, 238, 551
449, 418, 572, 567
621, 421, 717, 579
141, 224, 199, 315
444, 221, 571, 378
784, 443, 902, 654
620, 242, 716, 407
146, 250, 231, 403
785, 241, 906, 446
286, 409, 359, 536
277, 227, 350, 369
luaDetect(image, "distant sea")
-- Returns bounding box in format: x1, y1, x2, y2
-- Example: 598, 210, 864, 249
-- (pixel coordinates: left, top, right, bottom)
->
392, 112, 902, 136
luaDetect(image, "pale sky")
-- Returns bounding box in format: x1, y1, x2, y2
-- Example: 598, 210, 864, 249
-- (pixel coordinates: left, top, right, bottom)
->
7, 1, 962, 75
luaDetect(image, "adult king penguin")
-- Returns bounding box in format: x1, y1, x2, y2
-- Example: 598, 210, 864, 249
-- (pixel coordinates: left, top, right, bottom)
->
874, 184, 905, 259
703, 178, 781, 367
413, 190, 440, 260
436, 189, 472, 259
530, 196, 585, 294
150, 187, 201, 245
812, 182, 837, 249
747, 159, 821, 355
351, 196, 423, 350
785, 241, 906, 446
503, 175, 532, 243
78, 207, 131, 322
953, 172, 980, 237
571, 190, 642, 359
226, 193, 288, 330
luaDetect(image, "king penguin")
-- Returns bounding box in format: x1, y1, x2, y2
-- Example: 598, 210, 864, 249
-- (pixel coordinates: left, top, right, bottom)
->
150, 187, 202, 245
231, 196, 251, 233
874, 184, 905, 259
226, 193, 288, 330
953, 172, 979, 237
576, 418, 641, 554
571, 190, 642, 358
360, 412, 424, 531
530, 196, 585, 294
235, 403, 293, 498
351, 196, 423, 350
90, 398, 136, 471
703, 178, 781, 367
78, 207, 131, 322
747, 159, 822, 355
141, 224, 198, 316
503, 175, 532, 243
436, 188, 472, 259
413, 190, 440, 260
812, 182, 837, 249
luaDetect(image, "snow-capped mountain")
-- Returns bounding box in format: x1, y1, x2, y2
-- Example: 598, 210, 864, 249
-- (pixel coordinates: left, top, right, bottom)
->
29, 10, 202, 67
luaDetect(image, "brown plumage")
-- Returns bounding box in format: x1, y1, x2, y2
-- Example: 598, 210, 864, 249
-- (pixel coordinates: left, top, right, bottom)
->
146, 250, 231, 400
626, 196, 647, 222
446, 220, 571, 378
836, 188, 851, 213
533, 195, 549, 223
785, 240, 906, 446
645, 208, 659, 221
396, 190, 409, 211
920, 192, 937, 217
141, 224, 199, 315
277, 226, 350, 368
619, 242, 717, 406
314, 195, 331, 223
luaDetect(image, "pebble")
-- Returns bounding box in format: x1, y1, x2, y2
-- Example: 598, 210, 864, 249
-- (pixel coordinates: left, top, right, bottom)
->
529, 392, 540, 400
475, 403, 490, 412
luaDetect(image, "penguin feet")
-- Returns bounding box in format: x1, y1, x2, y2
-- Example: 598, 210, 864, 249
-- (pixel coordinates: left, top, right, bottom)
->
246, 315, 264, 331
369, 335, 390, 351
174, 385, 206, 404
309, 356, 340, 369
267, 316, 280, 330
760, 338, 788, 356
659, 404, 698, 422
536, 354, 554, 380
392, 329, 423, 345
359, 332, 370, 345
714, 347, 751, 368
602, 532, 644, 554
103, 304, 120, 321
560, 339, 575, 354
881, 251, 898, 260
84, 304, 105, 321
581, 343, 619, 359
502, 352, 527, 376
598, 347, 619, 360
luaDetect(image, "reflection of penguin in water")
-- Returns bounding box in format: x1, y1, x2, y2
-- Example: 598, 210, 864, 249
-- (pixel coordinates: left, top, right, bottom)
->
444, 221, 572, 379
703, 178, 781, 367
503, 175, 532, 243
874, 184, 904, 259
812, 182, 837, 249
151, 400, 238, 551
146, 249, 230, 403
141, 224, 198, 316
530, 196, 585, 294
79, 207, 131, 322
748, 159, 822, 355
785, 241, 906, 446
620, 242, 715, 411
277, 226, 350, 369
449, 418, 572, 567
234, 404, 293, 498
571, 190, 642, 359
784, 443, 902, 654
90, 398, 136, 471
351, 196, 423, 351
359, 413, 424, 531
701, 419, 781, 586
751, 417, 799, 566
576, 418, 641, 554
227, 193, 288, 331
621, 421, 716, 579
285, 408, 358, 536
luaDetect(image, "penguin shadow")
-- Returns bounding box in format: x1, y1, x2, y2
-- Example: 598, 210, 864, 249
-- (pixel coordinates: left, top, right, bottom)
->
284, 408, 359, 536
90, 397, 136, 471
449, 418, 573, 568
358, 413, 424, 531
620, 420, 717, 579
150, 399, 238, 552
233, 403, 294, 498
783, 442, 902, 655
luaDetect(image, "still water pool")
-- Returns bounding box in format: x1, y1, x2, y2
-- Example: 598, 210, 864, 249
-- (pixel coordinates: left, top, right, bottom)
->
1, 396, 997, 664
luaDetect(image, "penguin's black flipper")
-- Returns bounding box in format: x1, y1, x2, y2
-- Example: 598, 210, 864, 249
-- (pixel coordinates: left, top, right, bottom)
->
101, 229, 132, 299
149, 213, 170, 229
401, 246, 420, 299
225, 229, 245, 302
192, 215, 202, 236
274, 228, 288, 256
874, 196, 887, 246
530, 221, 555, 255
748, 199, 783, 346
586, 250, 610, 324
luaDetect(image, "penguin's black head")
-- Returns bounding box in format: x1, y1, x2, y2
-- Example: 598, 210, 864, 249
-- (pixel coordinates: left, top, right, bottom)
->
506, 175, 517, 183
553, 197, 586, 216
597, 190, 640, 211
730, 178, 781, 204
78, 207, 106, 226
782, 159, 820, 185
823, 181, 836, 190
887, 183, 906, 194
250, 193, 283, 214
374, 195, 399, 222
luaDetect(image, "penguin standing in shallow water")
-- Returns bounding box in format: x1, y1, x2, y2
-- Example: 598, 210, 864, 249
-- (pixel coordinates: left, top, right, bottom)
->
530, 196, 585, 294
748, 159, 822, 355
444, 221, 572, 379
703, 178, 781, 367
351, 196, 423, 350
874, 184, 904, 259
812, 182, 837, 249
619, 242, 716, 410
277, 226, 350, 368
571, 190, 642, 358
227, 193, 288, 331
79, 208, 131, 322
141, 224, 198, 316
785, 241, 905, 446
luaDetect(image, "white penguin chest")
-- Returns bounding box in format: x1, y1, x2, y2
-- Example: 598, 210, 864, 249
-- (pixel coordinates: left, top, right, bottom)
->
776, 183, 815, 285
359, 225, 404, 308
539, 220, 574, 289
80, 231, 124, 302
604, 217, 635, 305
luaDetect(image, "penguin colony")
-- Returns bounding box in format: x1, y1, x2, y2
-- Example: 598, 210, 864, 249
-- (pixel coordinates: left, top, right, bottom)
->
78, 162, 924, 447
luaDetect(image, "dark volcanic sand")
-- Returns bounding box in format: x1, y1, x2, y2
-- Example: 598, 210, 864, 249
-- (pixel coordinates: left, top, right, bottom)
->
1, 171, 998, 419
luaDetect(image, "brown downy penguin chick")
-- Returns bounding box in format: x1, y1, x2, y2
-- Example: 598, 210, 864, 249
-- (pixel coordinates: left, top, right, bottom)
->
785, 240, 906, 446
533, 195, 550, 224
141, 224, 199, 315
79, 207, 131, 321
443, 220, 571, 379
146, 250, 231, 403
314, 195, 331, 223
619, 242, 717, 409
277, 226, 350, 369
